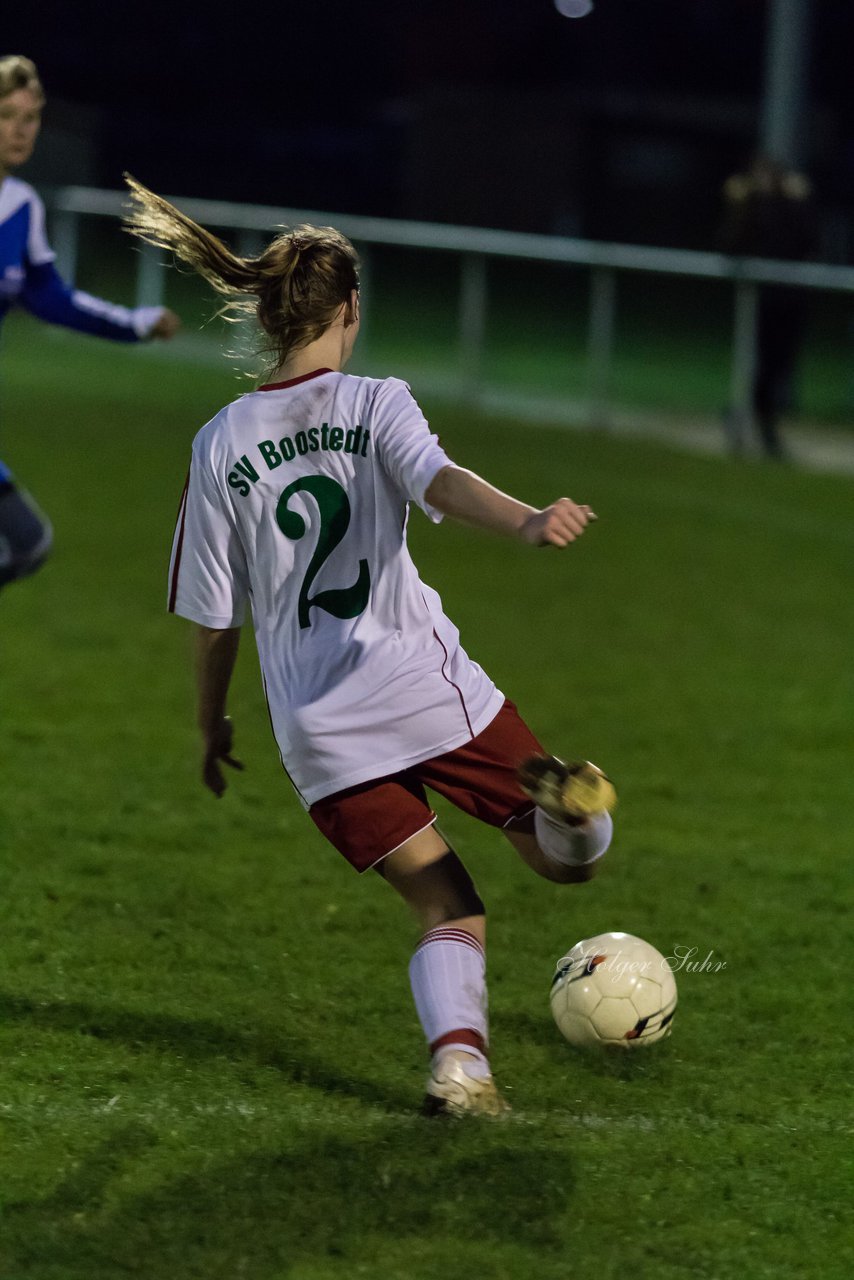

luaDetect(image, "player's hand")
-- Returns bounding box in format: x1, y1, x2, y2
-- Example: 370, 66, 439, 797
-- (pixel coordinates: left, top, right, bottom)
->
519, 499, 597, 548
149, 308, 181, 340
201, 715, 244, 797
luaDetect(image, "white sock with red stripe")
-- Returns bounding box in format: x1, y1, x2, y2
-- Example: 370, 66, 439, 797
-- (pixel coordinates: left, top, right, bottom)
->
534, 808, 613, 867
408, 926, 491, 1079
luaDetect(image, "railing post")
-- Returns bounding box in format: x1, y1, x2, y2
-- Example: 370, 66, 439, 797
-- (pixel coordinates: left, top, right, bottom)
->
237, 230, 265, 259
587, 266, 616, 427
458, 253, 487, 401
135, 244, 166, 309
50, 207, 79, 282
727, 278, 759, 453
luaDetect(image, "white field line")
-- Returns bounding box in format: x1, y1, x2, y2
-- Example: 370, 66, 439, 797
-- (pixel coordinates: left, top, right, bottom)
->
0, 1097, 847, 1135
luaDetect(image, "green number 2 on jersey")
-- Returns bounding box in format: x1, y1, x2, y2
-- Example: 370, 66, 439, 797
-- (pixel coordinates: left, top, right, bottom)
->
275, 476, 371, 630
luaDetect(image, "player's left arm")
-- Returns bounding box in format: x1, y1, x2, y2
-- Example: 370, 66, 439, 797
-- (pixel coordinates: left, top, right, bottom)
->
372, 381, 594, 545
425, 465, 596, 548
20, 259, 181, 342
194, 624, 244, 797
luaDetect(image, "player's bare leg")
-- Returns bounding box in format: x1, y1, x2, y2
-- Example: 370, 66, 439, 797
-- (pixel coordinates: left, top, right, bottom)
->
507, 755, 616, 884
376, 826, 508, 1117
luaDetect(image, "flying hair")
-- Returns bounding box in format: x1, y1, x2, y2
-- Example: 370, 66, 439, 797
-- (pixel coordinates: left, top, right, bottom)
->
122, 174, 360, 372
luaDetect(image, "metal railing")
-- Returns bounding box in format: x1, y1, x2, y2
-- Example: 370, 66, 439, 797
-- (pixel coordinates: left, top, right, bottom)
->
45, 185, 854, 436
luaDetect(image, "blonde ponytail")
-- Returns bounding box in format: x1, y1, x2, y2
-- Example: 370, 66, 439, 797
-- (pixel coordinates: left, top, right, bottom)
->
122, 175, 360, 371
123, 174, 261, 297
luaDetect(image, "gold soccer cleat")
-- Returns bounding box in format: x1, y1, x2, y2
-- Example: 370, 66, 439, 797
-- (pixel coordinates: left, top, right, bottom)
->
517, 754, 617, 824
422, 1054, 510, 1119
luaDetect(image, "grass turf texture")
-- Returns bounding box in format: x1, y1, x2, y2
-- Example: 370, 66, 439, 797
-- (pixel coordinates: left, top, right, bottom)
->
2, 319, 853, 1279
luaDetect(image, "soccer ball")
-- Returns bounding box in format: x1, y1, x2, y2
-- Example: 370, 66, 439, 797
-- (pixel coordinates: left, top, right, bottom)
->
550, 931, 677, 1049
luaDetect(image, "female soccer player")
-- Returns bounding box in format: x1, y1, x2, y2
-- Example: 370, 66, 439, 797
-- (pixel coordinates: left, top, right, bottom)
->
0, 55, 180, 590
124, 176, 616, 1116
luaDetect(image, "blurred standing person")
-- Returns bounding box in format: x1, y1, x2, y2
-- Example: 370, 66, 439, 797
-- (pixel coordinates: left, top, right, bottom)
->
721, 154, 817, 459
0, 55, 180, 592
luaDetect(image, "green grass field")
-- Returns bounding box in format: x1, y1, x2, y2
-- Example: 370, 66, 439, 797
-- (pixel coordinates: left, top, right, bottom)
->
1, 318, 853, 1279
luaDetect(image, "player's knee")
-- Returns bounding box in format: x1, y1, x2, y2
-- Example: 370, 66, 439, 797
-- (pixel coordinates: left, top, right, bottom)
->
0, 489, 52, 584
18, 517, 53, 578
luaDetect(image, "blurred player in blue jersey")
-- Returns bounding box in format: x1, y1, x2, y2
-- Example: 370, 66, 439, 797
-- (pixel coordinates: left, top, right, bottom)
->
0, 55, 180, 590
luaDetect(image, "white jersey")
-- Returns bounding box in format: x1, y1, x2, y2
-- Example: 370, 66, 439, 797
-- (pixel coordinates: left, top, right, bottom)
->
169, 369, 504, 806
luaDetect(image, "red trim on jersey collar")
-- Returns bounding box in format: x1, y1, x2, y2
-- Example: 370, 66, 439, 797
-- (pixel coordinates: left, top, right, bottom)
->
258, 368, 334, 392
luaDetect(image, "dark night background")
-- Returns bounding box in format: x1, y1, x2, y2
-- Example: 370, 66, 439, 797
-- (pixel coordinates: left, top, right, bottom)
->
5, 0, 854, 256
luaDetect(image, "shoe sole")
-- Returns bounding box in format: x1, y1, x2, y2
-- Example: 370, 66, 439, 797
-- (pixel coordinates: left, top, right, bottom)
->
518, 755, 617, 821
422, 1092, 510, 1118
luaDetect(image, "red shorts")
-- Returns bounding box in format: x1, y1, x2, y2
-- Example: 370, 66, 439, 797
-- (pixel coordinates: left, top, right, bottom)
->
309, 699, 542, 872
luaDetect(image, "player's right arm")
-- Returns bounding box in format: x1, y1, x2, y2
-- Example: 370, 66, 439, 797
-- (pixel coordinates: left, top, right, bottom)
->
169, 433, 251, 796
195, 625, 244, 797
424, 465, 595, 549
21, 257, 180, 342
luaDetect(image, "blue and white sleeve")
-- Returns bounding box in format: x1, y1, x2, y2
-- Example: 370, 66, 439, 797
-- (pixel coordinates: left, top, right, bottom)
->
21, 191, 165, 342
